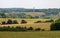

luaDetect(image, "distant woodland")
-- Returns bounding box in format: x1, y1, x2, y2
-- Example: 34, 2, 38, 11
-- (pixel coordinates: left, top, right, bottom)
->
0, 8, 60, 18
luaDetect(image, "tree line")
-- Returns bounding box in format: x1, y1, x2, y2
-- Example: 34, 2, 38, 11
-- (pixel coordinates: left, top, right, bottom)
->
0, 8, 60, 18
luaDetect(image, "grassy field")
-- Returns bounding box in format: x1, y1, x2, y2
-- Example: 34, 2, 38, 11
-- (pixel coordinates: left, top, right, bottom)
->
0, 31, 60, 38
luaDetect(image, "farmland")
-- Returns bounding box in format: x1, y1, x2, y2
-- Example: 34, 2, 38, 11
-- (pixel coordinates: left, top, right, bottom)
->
0, 18, 59, 38
0, 18, 53, 23
0, 31, 60, 38
0, 8, 60, 38
0, 18, 54, 30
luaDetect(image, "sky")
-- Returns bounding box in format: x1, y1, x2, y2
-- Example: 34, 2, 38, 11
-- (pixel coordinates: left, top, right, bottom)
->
0, 0, 60, 9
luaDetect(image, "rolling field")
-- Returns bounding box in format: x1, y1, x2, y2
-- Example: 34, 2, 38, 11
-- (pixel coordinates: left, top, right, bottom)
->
0, 31, 60, 38
0, 23, 51, 30
0, 18, 55, 30
0, 18, 53, 24
0, 18, 59, 38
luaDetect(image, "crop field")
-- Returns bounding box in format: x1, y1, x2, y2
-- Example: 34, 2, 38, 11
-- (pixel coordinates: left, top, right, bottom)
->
0, 31, 60, 38
0, 18, 53, 24
0, 18, 58, 30
0, 18, 59, 38
0, 23, 51, 30
0, 18, 53, 30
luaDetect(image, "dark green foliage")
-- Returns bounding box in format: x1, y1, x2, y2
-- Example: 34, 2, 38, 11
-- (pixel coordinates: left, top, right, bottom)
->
50, 22, 60, 31
55, 18, 60, 22
7, 19, 12, 24
0, 26, 44, 31
50, 23, 55, 30
2, 20, 18, 24
23, 27, 27, 31
2, 21, 6, 24
15, 26, 26, 31
35, 28, 41, 31
13, 20, 18, 24
0, 26, 11, 31
35, 21, 41, 23
41, 29, 45, 31
0, 8, 60, 18
0, 13, 6, 18
34, 16, 39, 18
21, 20, 27, 24
27, 27, 33, 30
0, 26, 27, 31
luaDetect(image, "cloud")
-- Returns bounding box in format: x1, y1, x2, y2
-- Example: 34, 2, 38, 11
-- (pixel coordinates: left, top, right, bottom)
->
0, 0, 60, 9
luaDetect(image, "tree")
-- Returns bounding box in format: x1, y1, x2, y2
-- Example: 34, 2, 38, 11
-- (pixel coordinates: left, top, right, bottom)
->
34, 21, 41, 23
7, 19, 12, 24
2, 21, 6, 24
35, 28, 41, 31
21, 20, 27, 24
27, 27, 33, 30
34, 16, 39, 18
50, 22, 60, 30
13, 20, 18, 24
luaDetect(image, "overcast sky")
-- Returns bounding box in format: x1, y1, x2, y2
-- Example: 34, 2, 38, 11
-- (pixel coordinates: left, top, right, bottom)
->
0, 0, 60, 9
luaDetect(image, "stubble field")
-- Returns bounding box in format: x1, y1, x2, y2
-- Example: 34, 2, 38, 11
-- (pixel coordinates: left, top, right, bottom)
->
0, 31, 60, 38
0, 18, 52, 30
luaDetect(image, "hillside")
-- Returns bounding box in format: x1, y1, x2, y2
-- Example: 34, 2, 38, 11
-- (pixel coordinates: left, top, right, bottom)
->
0, 8, 60, 18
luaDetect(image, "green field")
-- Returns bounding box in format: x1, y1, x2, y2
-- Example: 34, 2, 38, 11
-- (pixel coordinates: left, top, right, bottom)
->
0, 31, 60, 38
